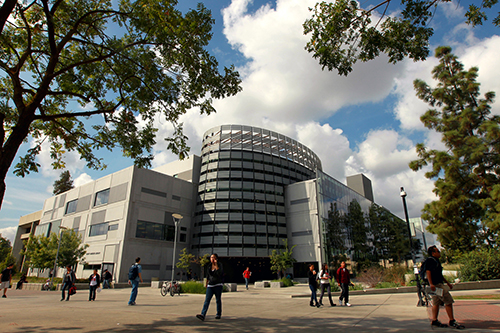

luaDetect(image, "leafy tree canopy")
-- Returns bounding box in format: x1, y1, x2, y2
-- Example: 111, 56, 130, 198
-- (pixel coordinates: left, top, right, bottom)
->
0, 0, 242, 210
303, 0, 500, 76
409, 46, 500, 254
21, 229, 88, 269
269, 239, 296, 278
0, 234, 12, 264
53, 170, 74, 195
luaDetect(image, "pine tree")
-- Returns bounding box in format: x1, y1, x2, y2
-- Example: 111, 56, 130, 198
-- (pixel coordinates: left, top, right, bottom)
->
410, 46, 500, 254
53, 171, 74, 195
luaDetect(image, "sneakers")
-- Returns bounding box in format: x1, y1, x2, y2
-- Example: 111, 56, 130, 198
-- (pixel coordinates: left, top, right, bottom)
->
2, 295, 6, 298
196, 314, 205, 321
215, 315, 221, 320
310, 301, 315, 307
431, 320, 448, 328
345, 303, 351, 307
449, 320, 465, 329
338, 299, 342, 306
316, 303, 321, 308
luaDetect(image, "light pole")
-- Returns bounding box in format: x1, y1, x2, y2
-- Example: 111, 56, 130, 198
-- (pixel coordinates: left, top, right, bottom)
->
50, 225, 68, 289
400, 187, 424, 306
171, 214, 183, 286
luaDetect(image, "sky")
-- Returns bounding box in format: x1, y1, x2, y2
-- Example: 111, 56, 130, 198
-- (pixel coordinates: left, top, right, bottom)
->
1, 0, 500, 244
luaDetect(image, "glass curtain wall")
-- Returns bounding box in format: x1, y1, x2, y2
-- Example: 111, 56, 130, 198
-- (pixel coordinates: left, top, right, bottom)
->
193, 125, 322, 258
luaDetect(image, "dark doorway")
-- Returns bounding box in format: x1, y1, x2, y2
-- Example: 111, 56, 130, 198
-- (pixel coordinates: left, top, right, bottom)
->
217, 257, 274, 283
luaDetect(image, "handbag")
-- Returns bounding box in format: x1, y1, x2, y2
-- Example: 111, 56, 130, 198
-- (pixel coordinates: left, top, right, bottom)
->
69, 285, 77, 295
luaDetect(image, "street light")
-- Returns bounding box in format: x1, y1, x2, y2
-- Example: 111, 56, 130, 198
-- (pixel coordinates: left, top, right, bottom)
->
171, 214, 183, 286
400, 187, 424, 306
50, 225, 68, 289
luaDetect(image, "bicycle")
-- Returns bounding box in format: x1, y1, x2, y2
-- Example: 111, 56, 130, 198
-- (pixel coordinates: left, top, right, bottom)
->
161, 281, 181, 297
411, 274, 432, 308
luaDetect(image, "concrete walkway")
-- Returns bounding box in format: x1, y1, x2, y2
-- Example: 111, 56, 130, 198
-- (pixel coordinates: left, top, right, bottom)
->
1, 284, 499, 332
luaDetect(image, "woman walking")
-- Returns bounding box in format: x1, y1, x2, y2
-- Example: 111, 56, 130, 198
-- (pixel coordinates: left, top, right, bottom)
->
196, 253, 224, 321
61, 265, 76, 301
88, 268, 100, 301
318, 263, 336, 306
308, 264, 320, 307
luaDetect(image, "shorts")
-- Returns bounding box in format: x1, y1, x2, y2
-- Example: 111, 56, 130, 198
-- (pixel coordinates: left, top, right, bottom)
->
0, 281, 9, 289
431, 283, 454, 306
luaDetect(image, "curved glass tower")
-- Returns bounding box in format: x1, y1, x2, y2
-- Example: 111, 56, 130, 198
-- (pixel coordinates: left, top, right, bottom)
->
192, 125, 322, 259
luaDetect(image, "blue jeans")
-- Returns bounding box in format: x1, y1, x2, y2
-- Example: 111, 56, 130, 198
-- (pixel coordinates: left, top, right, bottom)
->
201, 285, 222, 317
309, 284, 318, 304
89, 285, 97, 301
339, 282, 349, 304
61, 282, 72, 300
103, 279, 110, 289
129, 280, 139, 304
244, 278, 249, 289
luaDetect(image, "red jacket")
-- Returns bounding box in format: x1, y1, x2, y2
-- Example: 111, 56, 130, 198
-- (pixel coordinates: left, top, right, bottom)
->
336, 267, 350, 284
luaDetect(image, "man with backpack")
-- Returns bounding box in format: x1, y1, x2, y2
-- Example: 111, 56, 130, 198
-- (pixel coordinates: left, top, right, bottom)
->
424, 246, 464, 329
128, 257, 143, 305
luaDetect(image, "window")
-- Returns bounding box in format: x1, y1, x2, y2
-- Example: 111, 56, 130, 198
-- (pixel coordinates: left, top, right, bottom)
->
108, 224, 118, 231
179, 233, 187, 242
94, 189, 110, 206
136, 221, 175, 241
65, 199, 78, 214
89, 222, 109, 237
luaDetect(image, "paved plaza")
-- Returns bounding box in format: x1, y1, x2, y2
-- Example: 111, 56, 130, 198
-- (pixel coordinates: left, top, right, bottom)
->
1, 285, 500, 332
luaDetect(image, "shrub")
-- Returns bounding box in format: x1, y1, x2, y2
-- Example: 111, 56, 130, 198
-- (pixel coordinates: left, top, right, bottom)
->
383, 265, 410, 285
180, 281, 206, 294
375, 282, 401, 289
458, 248, 500, 282
357, 266, 384, 288
271, 277, 294, 287
349, 283, 363, 291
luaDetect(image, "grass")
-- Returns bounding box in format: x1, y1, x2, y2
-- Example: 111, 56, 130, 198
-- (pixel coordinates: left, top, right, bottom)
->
454, 295, 500, 300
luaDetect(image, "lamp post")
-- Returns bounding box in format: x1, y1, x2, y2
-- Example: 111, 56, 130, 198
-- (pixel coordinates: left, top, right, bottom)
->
400, 187, 425, 306
171, 214, 183, 286
50, 225, 68, 289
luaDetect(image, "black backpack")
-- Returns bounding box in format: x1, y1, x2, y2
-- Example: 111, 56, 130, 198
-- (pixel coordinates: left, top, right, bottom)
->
128, 264, 139, 280
419, 257, 437, 281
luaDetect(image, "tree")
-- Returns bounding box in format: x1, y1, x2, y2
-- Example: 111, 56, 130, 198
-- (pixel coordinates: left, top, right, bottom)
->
303, 0, 500, 76
193, 253, 210, 279
323, 203, 347, 265
21, 229, 87, 270
53, 170, 74, 195
269, 239, 297, 279
0, 0, 242, 210
176, 247, 195, 280
0, 234, 11, 263
345, 199, 370, 262
409, 46, 500, 254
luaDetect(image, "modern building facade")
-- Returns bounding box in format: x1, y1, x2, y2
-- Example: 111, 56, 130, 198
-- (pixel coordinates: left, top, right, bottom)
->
14, 125, 411, 282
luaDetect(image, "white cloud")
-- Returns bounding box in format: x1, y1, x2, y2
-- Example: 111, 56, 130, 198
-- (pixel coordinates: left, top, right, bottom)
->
0, 226, 17, 244
74, 173, 93, 188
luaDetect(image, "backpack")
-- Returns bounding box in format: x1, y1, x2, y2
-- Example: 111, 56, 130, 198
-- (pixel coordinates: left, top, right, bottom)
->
128, 264, 139, 280
419, 257, 437, 282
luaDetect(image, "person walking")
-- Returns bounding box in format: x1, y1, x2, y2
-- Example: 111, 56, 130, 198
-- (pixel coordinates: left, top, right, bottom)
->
61, 265, 76, 301
1, 263, 14, 298
425, 245, 465, 329
102, 269, 112, 289
336, 261, 351, 307
318, 263, 336, 307
128, 257, 143, 305
88, 269, 100, 301
196, 253, 224, 321
308, 264, 320, 308
242, 267, 252, 290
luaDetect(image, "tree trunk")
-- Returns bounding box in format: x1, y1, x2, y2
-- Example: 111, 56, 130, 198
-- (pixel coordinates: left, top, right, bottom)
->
0, 0, 17, 35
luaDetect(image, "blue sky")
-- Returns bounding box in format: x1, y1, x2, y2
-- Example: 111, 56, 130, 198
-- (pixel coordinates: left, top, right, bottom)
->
1, 0, 500, 243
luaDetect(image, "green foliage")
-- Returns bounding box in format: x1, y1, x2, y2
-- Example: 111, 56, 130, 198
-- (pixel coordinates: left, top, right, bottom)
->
21, 230, 87, 269
0, 235, 12, 264
0, 0, 241, 209
179, 281, 206, 294
53, 170, 74, 195
303, 0, 499, 76
193, 253, 210, 279
176, 248, 195, 276
410, 46, 500, 254
271, 277, 294, 287
269, 239, 297, 278
0, 253, 16, 272
375, 282, 401, 289
383, 265, 410, 286
458, 248, 500, 281
349, 283, 363, 291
